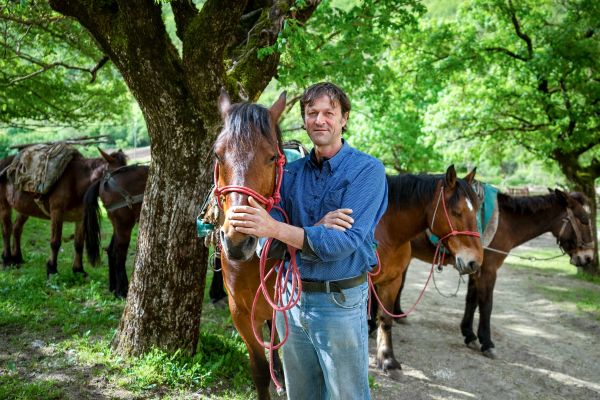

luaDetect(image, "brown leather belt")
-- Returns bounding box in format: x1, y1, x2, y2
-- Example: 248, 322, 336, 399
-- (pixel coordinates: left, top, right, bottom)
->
301, 273, 367, 293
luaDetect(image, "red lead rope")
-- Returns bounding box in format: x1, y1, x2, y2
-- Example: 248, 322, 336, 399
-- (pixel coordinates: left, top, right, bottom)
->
368, 185, 481, 319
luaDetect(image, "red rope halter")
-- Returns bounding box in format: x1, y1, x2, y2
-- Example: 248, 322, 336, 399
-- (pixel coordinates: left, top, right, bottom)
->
368, 184, 481, 319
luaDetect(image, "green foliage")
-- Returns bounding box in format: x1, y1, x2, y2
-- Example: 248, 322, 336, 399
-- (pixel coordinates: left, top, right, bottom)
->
0, 2, 130, 128
0, 375, 64, 400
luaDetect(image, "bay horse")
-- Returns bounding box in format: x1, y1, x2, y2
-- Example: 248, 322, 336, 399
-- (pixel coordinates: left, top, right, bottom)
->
83, 164, 148, 298
213, 90, 287, 400
0, 148, 127, 276
409, 188, 594, 358
370, 169, 484, 372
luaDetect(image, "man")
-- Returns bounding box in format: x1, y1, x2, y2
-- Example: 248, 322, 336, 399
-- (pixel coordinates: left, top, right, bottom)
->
229, 82, 388, 399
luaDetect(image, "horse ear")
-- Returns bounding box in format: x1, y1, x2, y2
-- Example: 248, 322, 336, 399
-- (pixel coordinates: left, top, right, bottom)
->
97, 147, 115, 164
219, 88, 231, 119
269, 91, 287, 123
445, 164, 457, 189
554, 189, 571, 206
548, 187, 554, 194
463, 167, 477, 185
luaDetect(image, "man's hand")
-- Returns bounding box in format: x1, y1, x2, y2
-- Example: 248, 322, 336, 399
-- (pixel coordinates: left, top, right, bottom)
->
228, 196, 279, 238
315, 208, 354, 231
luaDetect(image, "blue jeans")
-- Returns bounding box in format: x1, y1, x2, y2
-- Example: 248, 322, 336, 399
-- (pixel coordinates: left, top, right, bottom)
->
275, 281, 370, 400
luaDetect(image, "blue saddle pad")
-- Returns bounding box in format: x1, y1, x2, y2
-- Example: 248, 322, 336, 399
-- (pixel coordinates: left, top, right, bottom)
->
427, 183, 498, 249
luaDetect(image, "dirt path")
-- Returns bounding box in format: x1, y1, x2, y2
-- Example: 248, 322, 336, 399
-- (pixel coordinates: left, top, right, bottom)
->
369, 233, 600, 400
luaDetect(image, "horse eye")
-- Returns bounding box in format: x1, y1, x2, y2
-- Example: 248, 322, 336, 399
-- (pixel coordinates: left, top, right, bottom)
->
270, 155, 277, 162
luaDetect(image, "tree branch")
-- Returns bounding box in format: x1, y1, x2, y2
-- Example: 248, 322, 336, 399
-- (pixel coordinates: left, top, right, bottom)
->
171, 0, 198, 42
506, 0, 533, 59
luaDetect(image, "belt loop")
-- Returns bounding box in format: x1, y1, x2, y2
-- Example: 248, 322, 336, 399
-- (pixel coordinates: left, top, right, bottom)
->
325, 281, 330, 293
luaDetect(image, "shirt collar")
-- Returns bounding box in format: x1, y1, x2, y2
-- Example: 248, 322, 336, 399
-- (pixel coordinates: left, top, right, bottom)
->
308, 139, 350, 172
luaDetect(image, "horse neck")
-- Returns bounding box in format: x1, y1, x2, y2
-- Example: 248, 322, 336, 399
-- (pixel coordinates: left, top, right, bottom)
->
498, 196, 564, 248
378, 205, 429, 245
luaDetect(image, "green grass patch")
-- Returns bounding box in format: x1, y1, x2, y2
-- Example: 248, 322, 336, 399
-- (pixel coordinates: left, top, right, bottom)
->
0, 209, 254, 398
0, 375, 65, 400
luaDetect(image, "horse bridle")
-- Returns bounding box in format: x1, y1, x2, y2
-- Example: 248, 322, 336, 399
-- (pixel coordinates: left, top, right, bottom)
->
101, 165, 145, 212
212, 149, 287, 212
556, 207, 594, 251
430, 184, 481, 249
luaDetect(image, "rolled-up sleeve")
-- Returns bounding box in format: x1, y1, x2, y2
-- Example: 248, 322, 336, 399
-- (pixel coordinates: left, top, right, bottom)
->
302, 161, 387, 262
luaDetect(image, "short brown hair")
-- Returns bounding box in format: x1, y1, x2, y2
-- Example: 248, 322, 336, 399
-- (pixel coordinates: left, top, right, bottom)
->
300, 82, 351, 132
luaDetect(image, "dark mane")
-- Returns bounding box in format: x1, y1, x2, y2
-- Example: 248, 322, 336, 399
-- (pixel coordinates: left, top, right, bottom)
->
497, 192, 562, 214
386, 174, 478, 209
215, 102, 282, 156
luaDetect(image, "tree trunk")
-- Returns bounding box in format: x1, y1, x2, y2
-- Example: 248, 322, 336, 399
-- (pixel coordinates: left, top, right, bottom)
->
573, 178, 599, 275
112, 115, 214, 355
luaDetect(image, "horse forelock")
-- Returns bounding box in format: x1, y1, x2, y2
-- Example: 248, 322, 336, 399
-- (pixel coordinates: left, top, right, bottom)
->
215, 102, 281, 176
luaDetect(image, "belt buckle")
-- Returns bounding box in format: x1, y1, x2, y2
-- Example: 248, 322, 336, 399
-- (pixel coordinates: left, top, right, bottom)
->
325, 281, 330, 293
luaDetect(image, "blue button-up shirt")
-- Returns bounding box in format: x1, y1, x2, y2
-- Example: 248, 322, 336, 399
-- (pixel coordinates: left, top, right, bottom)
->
271, 140, 388, 281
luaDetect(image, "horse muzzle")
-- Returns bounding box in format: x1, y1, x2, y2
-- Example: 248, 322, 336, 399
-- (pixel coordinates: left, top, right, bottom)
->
455, 256, 480, 275
570, 250, 594, 267
220, 228, 258, 262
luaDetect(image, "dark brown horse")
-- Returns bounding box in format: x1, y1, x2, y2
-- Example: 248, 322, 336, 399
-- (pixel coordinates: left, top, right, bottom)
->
214, 91, 287, 400
83, 164, 148, 297
409, 188, 594, 358
370, 169, 484, 372
0, 148, 127, 276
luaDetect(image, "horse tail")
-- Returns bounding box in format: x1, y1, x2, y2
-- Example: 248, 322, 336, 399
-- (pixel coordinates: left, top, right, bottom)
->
84, 179, 102, 266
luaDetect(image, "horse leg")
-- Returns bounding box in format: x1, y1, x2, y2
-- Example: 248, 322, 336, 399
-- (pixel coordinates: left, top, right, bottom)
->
106, 235, 116, 293
71, 220, 87, 276
232, 313, 271, 400
11, 213, 27, 265
393, 267, 409, 322
476, 266, 498, 358
0, 203, 12, 266
375, 278, 403, 372
112, 225, 133, 298
461, 274, 479, 349
46, 210, 63, 276
209, 260, 227, 303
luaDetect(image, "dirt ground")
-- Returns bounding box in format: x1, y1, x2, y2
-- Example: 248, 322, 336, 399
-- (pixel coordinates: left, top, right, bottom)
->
368, 233, 600, 400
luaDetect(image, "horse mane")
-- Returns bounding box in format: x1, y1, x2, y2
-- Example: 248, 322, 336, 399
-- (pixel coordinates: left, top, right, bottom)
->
497, 191, 563, 214
386, 173, 478, 209
215, 102, 282, 156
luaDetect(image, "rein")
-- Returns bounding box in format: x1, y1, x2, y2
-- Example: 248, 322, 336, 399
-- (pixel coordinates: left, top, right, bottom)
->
368, 184, 481, 319
213, 149, 296, 394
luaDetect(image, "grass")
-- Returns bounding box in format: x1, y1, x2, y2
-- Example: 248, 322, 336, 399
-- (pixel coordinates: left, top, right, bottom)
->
0, 213, 254, 399
507, 247, 600, 320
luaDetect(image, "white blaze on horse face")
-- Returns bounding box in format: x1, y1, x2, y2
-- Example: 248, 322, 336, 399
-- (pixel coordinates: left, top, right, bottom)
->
466, 198, 474, 212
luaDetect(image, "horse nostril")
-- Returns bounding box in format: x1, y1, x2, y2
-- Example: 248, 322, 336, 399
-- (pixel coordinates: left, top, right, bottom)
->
468, 261, 479, 273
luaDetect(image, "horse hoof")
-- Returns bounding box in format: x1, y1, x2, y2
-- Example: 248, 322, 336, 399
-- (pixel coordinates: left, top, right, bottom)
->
482, 348, 497, 359
377, 357, 402, 372
466, 340, 479, 350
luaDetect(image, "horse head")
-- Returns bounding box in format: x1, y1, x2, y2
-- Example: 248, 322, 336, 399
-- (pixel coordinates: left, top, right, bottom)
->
89, 148, 128, 182
428, 165, 484, 275
214, 90, 286, 262
550, 189, 594, 266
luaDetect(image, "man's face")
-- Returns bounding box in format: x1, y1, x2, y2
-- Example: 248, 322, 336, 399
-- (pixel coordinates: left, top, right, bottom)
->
303, 95, 348, 147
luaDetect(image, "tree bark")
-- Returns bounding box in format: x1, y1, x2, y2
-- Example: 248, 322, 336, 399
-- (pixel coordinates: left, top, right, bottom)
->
47, 0, 320, 356
554, 151, 599, 275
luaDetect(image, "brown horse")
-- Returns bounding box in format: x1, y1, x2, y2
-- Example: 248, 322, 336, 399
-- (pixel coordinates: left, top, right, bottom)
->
0, 148, 127, 276
214, 91, 287, 400
370, 168, 484, 372
409, 188, 594, 358
83, 164, 148, 297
